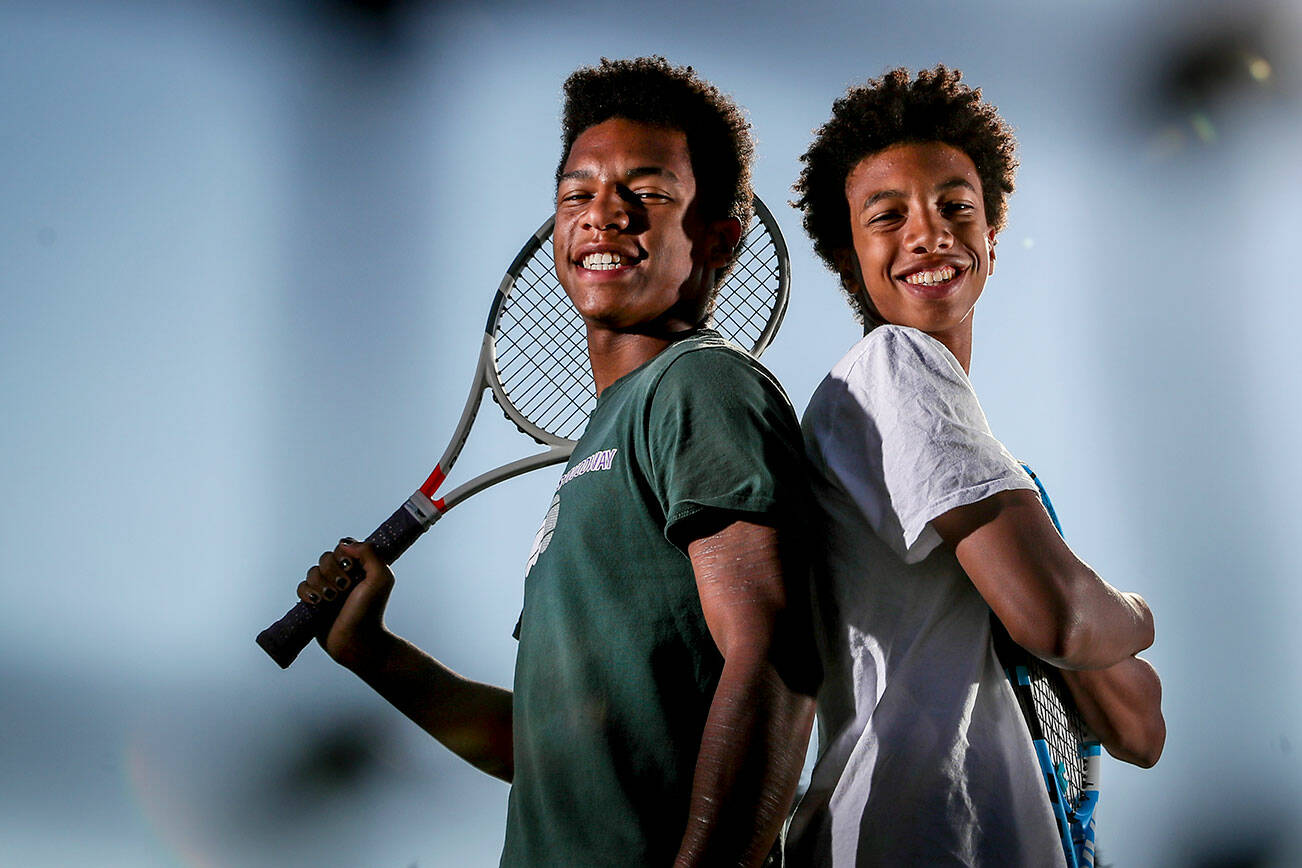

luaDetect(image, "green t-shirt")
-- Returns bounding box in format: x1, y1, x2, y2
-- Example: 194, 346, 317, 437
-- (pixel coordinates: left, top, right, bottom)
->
500, 331, 808, 867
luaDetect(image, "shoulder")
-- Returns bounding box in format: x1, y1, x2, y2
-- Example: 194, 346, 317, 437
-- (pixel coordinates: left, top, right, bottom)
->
806, 326, 961, 423
830, 325, 967, 389
654, 333, 793, 410
659, 331, 769, 374
804, 325, 982, 449
642, 337, 803, 460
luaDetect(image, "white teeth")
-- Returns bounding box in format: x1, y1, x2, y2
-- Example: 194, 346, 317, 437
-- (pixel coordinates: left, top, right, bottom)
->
582, 252, 624, 270
904, 266, 957, 286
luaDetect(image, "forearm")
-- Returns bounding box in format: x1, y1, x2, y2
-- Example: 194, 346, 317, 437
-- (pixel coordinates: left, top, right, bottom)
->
1061, 655, 1165, 768
1039, 575, 1154, 670
348, 631, 515, 781
674, 655, 816, 868
943, 493, 1155, 669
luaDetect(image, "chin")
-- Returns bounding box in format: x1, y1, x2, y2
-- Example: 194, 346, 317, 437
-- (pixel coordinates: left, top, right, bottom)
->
565, 290, 624, 321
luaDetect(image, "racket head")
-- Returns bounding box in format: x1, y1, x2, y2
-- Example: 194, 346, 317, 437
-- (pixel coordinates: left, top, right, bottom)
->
485, 194, 791, 448
487, 217, 592, 445
712, 194, 791, 357
1015, 653, 1099, 816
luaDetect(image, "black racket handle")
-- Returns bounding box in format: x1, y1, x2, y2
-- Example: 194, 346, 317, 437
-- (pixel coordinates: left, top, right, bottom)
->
256, 500, 432, 668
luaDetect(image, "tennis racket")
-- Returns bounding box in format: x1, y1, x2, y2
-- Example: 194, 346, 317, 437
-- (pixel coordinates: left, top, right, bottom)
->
992, 466, 1100, 868
256, 195, 791, 668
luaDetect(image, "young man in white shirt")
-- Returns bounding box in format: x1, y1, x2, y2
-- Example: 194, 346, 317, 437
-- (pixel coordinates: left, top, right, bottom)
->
783, 66, 1165, 867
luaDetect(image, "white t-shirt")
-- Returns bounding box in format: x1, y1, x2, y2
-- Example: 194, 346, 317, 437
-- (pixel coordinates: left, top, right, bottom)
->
784, 325, 1063, 867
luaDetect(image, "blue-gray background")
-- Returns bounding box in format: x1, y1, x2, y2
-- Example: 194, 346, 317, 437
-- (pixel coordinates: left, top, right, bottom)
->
3, 1, 1299, 865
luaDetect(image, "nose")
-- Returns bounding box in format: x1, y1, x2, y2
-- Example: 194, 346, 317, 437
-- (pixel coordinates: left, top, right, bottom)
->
582, 186, 630, 233
902, 209, 952, 253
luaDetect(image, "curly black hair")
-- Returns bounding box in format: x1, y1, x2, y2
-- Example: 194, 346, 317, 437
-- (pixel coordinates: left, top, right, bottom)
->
557, 56, 754, 227
794, 66, 1018, 320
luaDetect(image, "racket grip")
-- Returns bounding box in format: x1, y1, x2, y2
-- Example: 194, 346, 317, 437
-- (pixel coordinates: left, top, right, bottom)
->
256, 497, 437, 668
256, 599, 327, 669
365, 497, 435, 564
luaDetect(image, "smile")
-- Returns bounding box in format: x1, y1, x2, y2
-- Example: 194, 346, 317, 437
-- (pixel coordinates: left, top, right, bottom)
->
902, 266, 957, 286
581, 252, 626, 270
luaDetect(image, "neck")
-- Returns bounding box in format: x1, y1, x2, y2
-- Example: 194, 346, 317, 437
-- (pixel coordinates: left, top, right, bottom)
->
938, 327, 973, 374
864, 318, 973, 373
586, 328, 694, 395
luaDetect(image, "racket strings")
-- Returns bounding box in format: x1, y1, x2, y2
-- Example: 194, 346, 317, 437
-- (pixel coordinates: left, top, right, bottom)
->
498, 310, 586, 402
499, 320, 588, 408
1024, 659, 1091, 812
492, 211, 786, 444
713, 216, 781, 349
496, 251, 595, 441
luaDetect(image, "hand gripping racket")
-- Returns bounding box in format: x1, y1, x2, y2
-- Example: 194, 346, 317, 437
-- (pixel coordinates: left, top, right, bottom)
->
993, 466, 1101, 868
257, 196, 791, 668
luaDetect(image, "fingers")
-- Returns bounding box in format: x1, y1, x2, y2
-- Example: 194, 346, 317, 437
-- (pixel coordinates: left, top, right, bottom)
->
297, 558, 337, 605
336, 537, 379, 575
296, 545, 356, 604
295, 538, 387, 606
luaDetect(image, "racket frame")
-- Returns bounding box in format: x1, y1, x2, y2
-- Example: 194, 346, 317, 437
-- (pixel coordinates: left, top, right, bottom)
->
409, 216, 576, 526
417, 193, 791, 519
996, 464, 1101, 868
723, 195, 790, 358
1002, 654, 1101, 868
257, 196, 790, 668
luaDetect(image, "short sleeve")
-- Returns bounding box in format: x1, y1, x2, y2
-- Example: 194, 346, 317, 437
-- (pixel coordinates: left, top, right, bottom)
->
803, 326, 1035, 563
644, 348, 807, 551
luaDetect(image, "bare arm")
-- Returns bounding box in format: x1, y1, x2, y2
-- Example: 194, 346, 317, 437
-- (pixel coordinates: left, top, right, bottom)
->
930, 488, 1165, 764
673, 520, 818, 868
299, 539, 514, 781
931, 489, 1153, 670
1062, 656, 1166, 767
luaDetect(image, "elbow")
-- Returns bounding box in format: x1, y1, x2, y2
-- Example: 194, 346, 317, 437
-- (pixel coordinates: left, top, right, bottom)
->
1003, 603, 1091, 670
1141, 710, 1167, 767
1034, 613, 1089, 669
1108, 709, 1166, 768
1106, 660, 1166, 768
1134, 724, 1166, 768
1002, 569, 1117, 670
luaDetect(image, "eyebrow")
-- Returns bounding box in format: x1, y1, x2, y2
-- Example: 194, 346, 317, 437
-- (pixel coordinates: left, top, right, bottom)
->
860, 177, 978, 210
558, 166, 681, 183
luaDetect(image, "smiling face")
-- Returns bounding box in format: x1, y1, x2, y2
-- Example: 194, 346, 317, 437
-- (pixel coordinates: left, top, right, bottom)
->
839, 141, 996, 365
553, 118, 740, 338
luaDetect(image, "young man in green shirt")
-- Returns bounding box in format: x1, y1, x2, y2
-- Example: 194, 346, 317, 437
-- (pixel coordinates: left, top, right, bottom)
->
296, 57, 819, 867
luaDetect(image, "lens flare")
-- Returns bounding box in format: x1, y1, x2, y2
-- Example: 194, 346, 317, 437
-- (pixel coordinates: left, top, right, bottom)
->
1246, 55, 1273, 83
125, 736, 220, 868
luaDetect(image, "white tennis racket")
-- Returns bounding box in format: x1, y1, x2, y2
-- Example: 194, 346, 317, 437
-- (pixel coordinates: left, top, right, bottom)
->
257, 196, 791, 667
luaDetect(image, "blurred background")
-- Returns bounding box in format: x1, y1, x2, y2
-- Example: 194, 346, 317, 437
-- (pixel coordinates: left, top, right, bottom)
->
3, 0, 1299, 865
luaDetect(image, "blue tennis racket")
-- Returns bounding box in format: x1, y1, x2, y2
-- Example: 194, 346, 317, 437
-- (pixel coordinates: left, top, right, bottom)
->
991, 466, 1101, 868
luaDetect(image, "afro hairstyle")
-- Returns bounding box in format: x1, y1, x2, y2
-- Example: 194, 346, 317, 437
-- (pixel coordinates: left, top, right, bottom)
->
794, 65, 1018, 321
557, 56, 754, 228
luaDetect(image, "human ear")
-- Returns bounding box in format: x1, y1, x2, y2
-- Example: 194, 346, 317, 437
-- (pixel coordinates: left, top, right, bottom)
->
706, 217, 744, 267
986, 230, 997, 277
832, 248, 863, 294
833, 248, 879, 330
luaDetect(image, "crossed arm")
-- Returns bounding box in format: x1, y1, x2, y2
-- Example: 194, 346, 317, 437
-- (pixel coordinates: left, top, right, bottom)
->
931, 488, 1166, 767
299, 518, 818, 866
